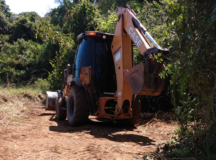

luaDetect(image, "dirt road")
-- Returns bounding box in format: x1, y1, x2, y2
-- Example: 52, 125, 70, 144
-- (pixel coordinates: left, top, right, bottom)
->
0, 102, 177, 160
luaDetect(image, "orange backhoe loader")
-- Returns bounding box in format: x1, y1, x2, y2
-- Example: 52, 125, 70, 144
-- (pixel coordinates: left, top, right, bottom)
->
45, 6, 169, 126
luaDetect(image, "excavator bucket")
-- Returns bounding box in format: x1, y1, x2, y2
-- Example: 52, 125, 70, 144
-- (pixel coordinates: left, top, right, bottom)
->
124, 48, 168, 96
124, 62, 165, 96
123, 63, 145, 94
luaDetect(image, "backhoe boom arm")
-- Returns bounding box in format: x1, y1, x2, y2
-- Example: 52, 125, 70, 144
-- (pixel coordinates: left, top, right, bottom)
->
111, 6, 169, 113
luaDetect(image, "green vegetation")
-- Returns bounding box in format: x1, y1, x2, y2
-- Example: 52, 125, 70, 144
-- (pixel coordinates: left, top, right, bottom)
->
0, 85, 42, 95
0, 0, 216, 159
164, 1, 216, 159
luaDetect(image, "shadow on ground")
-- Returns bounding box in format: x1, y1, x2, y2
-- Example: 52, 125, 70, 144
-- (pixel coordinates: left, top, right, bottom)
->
39, 113, 155, 146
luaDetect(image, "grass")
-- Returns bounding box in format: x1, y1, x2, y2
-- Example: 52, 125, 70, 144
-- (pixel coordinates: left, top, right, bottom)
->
0, 100, 28, 125
0, 85, 43, 95
0, 85, 44, 125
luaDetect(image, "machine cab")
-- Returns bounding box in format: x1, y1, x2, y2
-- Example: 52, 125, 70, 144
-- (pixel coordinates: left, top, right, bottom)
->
74, 31, 117, 96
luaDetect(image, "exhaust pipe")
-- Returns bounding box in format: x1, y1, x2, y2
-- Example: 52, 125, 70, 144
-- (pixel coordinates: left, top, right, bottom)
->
45, 91, 58, 110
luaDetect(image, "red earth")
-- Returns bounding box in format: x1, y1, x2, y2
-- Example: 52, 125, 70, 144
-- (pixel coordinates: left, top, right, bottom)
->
0, 95, 178, 160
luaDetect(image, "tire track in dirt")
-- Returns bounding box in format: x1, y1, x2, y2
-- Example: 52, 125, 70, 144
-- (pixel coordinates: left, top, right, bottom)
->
0, 104, 178, 160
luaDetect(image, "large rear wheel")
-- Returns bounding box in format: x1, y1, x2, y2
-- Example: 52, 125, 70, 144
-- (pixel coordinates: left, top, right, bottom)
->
67, 85, 89, 126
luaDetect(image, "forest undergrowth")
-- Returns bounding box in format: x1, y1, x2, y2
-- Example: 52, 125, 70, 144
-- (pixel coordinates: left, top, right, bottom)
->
0, 0, 216, 159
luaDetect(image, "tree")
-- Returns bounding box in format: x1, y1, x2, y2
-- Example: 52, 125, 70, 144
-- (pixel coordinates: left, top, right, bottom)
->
0, 39, 44, 84
0, 0, 12, 35
0, 0, 11, 18
0, 11, 12, 34
38, 22, 75, 89
9, 12, 42, 43
159, 0, 216, 158
49, 0, 73, 27
63, 0, 98, 40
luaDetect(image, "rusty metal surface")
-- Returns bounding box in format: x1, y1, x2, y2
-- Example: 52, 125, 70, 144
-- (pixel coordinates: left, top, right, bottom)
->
95, 97, 132, 119
124, 61, 165, 96
142, 50, 165, 96
80, 66, 91, 85
123, 63, 144, 94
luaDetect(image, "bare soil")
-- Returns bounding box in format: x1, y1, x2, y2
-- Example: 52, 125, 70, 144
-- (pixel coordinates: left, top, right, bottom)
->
0, 96, 178, 160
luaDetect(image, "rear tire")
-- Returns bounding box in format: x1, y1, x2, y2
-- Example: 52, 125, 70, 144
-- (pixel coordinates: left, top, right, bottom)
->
67, 85, 89, 126
55, 95, 67, 121
117, 95, 141, 126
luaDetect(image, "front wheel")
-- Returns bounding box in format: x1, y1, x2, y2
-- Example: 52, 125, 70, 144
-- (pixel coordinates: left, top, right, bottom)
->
67, 85, 89, 126
55, 95, 66, 121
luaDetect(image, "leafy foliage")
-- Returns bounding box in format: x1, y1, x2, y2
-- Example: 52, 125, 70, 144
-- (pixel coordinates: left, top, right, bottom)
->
0, 0, 11, 18
0, 39, 44, 84
97, 0, 142, 14
97, 9, 117, 34
0, 11, 12, 34
9, 12, 41, 42
160, 0, 216, 159
63, 0, 98, 40
0, 0, 12, 35
0, 1, 216, 159
38, 22, 75, 89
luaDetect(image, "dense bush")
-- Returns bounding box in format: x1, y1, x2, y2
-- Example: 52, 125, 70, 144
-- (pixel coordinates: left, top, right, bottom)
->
0, 0, 11, 18
9, 12, 42, 42
38, 22, 75, 90
34, 78, 50, 93
0, 1, 216, 158
63, 0, 98, 40
0, 11, 12, 34
0, 39, 45, 84
163, 0, 216, 159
